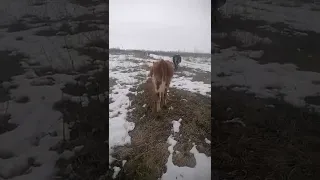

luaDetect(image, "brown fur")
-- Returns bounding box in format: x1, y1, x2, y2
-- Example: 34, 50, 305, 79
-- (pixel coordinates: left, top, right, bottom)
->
148, 59, 174, 112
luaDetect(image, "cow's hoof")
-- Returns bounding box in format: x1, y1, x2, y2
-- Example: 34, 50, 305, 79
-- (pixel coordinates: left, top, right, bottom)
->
153, 112, 161, 119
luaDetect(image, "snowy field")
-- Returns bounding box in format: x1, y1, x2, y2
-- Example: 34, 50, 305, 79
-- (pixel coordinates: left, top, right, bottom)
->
109, 52, 211, 179
0, 0, 107, 179
212, 0, 320, 179
214, 0, 320, 111
213, 47, 320, 109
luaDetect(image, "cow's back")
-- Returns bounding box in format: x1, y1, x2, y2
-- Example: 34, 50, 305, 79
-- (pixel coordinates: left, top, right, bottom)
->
164, 60, 174, 83
152, 60, 173, 82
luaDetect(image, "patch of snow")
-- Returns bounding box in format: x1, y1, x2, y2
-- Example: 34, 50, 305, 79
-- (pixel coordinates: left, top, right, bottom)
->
181, 71, 196, 76
180, 59, 211, 72
161, 135, 211, 180
171, 76, 211, 97
140, 114, 146, 119
204, 138, 211, 144
122, 160, 127, 167
212, 47, 320, 108
0, 155, 30, 179
0, 72, 77, 180
112, 166, 121, 179
149, 54, 171, 61
172, 119, 182, 133
109, 55, 138, 164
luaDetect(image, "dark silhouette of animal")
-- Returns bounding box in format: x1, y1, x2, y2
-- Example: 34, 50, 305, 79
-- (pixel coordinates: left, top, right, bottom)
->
172, 54, 182, 71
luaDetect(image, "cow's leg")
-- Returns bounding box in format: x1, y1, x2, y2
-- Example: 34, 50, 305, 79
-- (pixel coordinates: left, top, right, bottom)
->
156, 92, 161, 112
164, 88, 168, 106
149, 67, 153, 77
160, 91, 165, 107
152, 100, 157, 113
164, 82, 170, 106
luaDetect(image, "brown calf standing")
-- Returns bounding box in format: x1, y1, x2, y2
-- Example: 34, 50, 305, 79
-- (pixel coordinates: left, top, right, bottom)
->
148, 59, 174, 112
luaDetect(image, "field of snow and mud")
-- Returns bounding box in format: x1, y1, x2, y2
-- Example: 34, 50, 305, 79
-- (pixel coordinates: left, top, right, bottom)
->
0, 0, 107, 179
213, 0, 320, 110
212, 0, 320, 179
108, 51, 211, 179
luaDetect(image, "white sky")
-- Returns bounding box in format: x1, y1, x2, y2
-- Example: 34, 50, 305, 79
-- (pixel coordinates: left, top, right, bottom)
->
109, 0, 211, 53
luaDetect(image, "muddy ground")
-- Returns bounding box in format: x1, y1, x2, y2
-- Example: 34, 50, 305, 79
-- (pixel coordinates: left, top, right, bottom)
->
212, 4, 320, 180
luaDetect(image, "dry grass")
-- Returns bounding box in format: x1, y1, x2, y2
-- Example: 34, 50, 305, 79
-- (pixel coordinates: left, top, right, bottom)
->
111, 82, 211, 179
52, 67, 109, 180
212, 86, 320, 179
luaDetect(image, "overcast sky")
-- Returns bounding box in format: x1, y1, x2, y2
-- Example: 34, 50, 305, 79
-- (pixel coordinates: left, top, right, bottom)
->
109, 0, 211, 53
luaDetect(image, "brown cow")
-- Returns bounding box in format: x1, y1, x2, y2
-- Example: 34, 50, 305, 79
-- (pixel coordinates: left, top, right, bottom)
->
148, 59, 174, 112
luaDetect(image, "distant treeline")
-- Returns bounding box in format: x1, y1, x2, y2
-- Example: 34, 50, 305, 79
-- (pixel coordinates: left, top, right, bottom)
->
109, 48, 211, 58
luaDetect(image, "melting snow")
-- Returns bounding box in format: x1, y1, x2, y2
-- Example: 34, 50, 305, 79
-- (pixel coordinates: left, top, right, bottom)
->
212, 47, 320, 109
161, 136, 211, 179
172, 119, 182, 133
112, 166, 121, 179
205, 138, 211, 144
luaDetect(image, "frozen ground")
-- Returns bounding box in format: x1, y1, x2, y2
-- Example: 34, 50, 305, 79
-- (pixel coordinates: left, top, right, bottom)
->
214, 0, 320, 111
212, 0, 320, 179
212, 47, 320, 109
0, 0, 107, 179
109, 51, 211, 179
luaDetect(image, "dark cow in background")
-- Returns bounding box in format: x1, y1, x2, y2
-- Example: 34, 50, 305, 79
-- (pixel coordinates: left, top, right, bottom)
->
172, 54, 182, 71
213, 0, 226, 23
